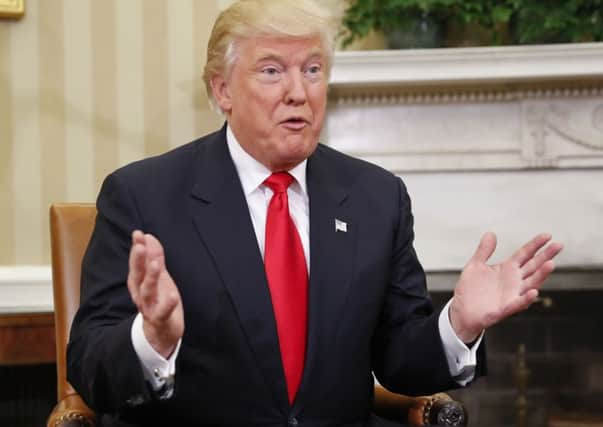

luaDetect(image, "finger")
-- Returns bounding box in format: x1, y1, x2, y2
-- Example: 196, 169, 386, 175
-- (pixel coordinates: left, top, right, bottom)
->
511, 233, 552, 267
139, 258, 162, 311
132, 229, 145, 245
142, 233, 167, 290
521, 241, 563, 279
140, 234, 180, 322
502, 289, 539, 319
127, 241, 147, 304
522, 260, 555, 294
470, 232, 497, 264
151, 273, 181, 322
128, 230, 147, 282
143, 233, 165, 261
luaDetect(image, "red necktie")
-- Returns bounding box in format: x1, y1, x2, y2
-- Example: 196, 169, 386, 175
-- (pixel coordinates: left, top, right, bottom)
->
263, 172, 308, 404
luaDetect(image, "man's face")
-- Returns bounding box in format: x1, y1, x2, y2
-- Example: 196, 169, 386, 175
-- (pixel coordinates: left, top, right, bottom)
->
212, 36, 328, 171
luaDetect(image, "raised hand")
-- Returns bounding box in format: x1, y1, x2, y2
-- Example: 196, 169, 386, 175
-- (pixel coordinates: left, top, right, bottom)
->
449, 232, 563, 343
127, 230, 184, 358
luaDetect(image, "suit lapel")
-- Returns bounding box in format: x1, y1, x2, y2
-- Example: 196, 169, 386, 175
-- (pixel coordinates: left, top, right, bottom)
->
295, 147, 358, 407
189, 128, 289, 410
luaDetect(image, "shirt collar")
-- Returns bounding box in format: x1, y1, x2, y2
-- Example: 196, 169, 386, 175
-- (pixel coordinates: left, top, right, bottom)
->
226, 124, 308, 197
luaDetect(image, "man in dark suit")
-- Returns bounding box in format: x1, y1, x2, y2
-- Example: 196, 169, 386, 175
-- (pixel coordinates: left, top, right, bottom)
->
67, 1, 563, 426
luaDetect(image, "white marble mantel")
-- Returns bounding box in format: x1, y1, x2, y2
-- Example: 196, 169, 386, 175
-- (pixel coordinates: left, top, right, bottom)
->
324, 43, 603, 276
2, 44, 602, 313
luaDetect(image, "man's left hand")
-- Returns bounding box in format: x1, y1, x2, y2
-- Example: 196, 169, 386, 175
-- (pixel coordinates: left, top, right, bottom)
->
450, 232, 563, 343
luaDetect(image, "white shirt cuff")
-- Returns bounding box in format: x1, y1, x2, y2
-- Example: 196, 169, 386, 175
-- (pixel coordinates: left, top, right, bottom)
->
131, 312, 181, 394
438, 298, 484, 386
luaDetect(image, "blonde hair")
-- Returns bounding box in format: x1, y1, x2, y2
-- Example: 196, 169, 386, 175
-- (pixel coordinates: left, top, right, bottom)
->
203, 0, 338, 105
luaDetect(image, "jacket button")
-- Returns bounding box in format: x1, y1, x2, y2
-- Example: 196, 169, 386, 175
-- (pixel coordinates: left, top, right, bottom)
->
288, 416, 299, 427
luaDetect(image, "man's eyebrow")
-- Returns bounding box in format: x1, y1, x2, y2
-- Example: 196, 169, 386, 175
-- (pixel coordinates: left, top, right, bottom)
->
254, 49, 325, 64
255, 53, 284, 64
305, 50, 325, 62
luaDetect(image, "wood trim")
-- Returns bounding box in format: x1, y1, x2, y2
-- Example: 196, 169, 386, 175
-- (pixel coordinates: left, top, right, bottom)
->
0, 312, 55, 365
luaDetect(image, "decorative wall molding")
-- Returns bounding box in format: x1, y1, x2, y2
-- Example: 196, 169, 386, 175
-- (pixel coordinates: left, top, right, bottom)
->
0, 266, 53, 313
331, 86, 603, 106
1, 266, 600, 314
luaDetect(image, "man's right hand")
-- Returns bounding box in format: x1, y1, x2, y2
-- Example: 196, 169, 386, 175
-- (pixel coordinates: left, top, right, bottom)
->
127, 230, 184, 359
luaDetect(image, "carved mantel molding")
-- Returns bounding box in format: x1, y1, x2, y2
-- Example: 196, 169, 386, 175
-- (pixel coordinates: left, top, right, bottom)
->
326, 43, 603, 172
330, 42, 603, 90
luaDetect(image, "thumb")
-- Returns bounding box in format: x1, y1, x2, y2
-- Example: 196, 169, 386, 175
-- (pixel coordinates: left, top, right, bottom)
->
470, 232, 497, 264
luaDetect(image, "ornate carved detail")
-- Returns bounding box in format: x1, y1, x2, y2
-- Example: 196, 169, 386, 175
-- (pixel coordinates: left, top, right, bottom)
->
594, 104, 603, 132
521, 100, 603, 168
546, 103, 603, 150
333, 86, 603, 106
327, 85, 603, 171
522, 103, 555, 168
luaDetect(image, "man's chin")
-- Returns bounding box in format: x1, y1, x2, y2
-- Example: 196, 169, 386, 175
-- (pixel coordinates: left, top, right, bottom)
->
269, 147, 315, 171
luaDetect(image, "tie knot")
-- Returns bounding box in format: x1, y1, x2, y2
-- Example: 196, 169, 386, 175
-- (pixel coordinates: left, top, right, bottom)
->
264, 172, 294, 193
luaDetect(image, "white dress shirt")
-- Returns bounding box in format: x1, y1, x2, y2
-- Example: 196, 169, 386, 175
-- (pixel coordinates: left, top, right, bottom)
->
131, 124, 483, 392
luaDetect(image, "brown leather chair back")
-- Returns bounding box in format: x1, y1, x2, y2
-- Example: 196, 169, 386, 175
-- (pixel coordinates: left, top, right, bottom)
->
49, 203, 96, 401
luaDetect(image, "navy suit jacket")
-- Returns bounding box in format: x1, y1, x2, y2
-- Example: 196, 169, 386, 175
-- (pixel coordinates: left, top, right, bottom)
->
67, 124, 484, 426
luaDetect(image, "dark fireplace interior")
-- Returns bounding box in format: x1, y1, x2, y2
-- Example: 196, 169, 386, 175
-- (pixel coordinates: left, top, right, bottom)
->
0, 363, 56, 427
432, 289, 603, 427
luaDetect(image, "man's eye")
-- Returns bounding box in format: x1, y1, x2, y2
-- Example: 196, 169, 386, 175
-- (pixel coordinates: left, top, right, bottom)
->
262, 67, 279, 75
305, 65, 323, 79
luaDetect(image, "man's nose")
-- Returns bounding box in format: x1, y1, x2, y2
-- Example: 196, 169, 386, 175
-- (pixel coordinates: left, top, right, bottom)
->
283, 71, 307, 105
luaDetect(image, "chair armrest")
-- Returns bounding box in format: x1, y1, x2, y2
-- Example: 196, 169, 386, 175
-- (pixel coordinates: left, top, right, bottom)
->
47, 394, 96, 427
373, 386, 467, 426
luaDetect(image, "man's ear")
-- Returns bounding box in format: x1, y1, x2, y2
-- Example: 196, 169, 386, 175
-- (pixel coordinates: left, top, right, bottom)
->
210, 75, 232, 114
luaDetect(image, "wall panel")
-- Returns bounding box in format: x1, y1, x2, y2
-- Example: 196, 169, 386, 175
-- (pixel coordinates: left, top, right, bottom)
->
0, 0, 225, 265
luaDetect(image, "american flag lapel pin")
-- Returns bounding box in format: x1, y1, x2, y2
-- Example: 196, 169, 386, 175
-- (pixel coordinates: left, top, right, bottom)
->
335, 218, 347, 233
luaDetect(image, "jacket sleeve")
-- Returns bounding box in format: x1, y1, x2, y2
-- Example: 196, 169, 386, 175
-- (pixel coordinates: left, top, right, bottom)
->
67, 171, 155, 414
371, 177, 486, 396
